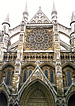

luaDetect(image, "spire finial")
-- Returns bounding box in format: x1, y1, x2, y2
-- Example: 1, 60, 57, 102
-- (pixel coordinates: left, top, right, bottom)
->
53, 0, 56, 11
2, 13, 10, 26
39, 6, 41, 10
24, 1, 28, 14
51, 0, 57, 15
23, 1, 29, 23
5, 13, 9, 23
71, 11, 75, 22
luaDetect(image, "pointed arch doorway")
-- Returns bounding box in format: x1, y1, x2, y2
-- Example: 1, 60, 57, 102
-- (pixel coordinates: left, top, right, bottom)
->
68, 94, 75, 106
0, 92, 8, 106
20, 79, 54, 106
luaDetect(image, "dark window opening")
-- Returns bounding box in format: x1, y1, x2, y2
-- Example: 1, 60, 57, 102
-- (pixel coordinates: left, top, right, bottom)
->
6, 71, 11, 85
50, 70, 54, 82
45, 70, 48, 78
23, 70, 27, 82
67, 71, 71, 86
29, 70, 32, 76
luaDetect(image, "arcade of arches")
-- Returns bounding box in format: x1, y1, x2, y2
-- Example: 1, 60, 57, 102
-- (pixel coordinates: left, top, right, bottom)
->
0, 84, 75, 106
0, 64, 75, 106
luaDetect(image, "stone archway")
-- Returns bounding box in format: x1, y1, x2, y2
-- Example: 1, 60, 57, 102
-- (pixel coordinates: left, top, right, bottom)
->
20, 80, 54, 106
68, 94, 75, 106
0, 92, 8, 106
28, 88, 48, 106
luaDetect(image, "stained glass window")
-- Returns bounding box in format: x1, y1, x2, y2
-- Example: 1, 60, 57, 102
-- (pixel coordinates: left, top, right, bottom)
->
67, 71, 71, 86
29, 70, 32, 76
26, 29, 52, 50
23, 70, 27, 82
6, 71, 11, 85
63, 76, 65, 86
50, 70, 54, 82
45, 70, 48, 78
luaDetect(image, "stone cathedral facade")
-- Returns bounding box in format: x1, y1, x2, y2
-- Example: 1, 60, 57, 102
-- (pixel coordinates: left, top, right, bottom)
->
0, 2, 75, 106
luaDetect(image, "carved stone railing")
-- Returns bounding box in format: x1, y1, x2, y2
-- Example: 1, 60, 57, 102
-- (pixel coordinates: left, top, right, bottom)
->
23, 52, 54, 62
60, 52, 75, 62
3, 52, 17, 61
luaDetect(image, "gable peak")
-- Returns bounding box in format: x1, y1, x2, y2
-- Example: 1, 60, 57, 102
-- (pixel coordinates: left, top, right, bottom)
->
39, 6, 41, 10
29, 7, 51, 23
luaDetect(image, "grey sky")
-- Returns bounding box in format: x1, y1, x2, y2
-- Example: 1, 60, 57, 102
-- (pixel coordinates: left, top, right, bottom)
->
0, 0, 75, 29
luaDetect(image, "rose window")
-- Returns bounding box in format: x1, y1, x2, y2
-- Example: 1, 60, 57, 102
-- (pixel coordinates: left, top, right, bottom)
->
26, 29, 52, 50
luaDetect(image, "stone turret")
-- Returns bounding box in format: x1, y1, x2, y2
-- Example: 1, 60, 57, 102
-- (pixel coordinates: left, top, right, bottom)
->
23, 2, 29, 24
2, 14, 10, 50
51, 1, 57, 22
70, 11, 75, 52
0, 31, 4, 61
51, 1, 63, 95
2, 14, 10, 34
12, 3, 27, 93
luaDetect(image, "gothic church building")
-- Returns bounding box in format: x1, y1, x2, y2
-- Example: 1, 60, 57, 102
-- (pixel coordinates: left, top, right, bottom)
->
0, 1, 75, 106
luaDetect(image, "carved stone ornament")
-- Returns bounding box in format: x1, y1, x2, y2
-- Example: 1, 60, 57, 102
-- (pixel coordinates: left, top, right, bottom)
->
29, 7, 51, 24
26, 29, 52, 50
33, 69, 42, 77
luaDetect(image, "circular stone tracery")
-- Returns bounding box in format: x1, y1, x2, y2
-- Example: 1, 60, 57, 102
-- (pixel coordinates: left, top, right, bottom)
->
26, 29, 52, 50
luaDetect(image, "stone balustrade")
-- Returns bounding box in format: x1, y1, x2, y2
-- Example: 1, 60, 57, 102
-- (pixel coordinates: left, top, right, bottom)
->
3, 52, 17, 61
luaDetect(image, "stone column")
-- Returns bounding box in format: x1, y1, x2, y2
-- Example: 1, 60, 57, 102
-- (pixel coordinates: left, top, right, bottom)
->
12, 21, 25, 93
51, 2, 63, 94
0, 33, 4, 84
54, 25, 63, 95
12, 57, 21, 93
0, 44, 4, 61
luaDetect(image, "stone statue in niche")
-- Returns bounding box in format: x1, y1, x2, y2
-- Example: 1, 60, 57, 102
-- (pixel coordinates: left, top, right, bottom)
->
56, 50, 60, 59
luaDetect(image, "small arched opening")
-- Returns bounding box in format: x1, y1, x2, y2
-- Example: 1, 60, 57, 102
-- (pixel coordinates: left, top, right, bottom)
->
0, 92, 8, 106
68, 94, 75, 106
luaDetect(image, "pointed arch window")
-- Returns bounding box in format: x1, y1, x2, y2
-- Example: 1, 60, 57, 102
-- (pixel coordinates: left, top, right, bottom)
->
6, 71, 11, 85
23, 70, 27, 82
45, 70, 48, 78
29, 70, 32, 76
67, 71, 71, 86
63, 76, 65, 86
50, 70, 54, 82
